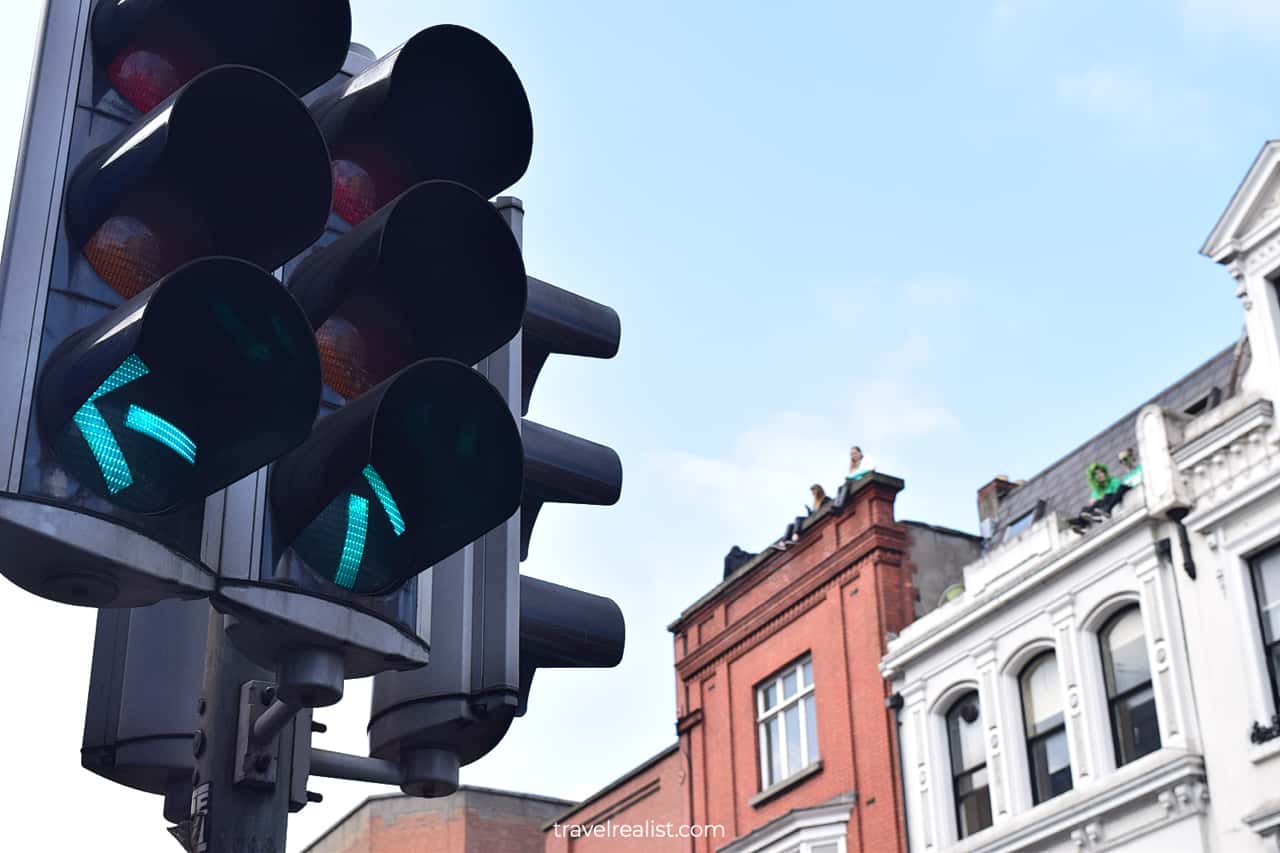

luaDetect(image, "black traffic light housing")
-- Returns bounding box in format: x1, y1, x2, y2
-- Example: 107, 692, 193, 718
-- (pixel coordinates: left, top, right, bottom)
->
313, 25, 532, 223
270, 359, 522, 595
287, 179, 528, 400
91, 0, 352, 112
37, 257, 320, 513
65, 65, 333, 299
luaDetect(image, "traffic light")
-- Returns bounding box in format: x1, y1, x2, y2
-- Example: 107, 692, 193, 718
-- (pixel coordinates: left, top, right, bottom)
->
206, 24, 536, 687
312, 25, 533, 224
0, 0, 351, 607
367, 198, 626, 798
268, 180, 526, 596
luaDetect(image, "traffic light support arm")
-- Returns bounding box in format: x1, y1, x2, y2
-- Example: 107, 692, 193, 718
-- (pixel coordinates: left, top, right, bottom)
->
310, 749, 404, 786
250, 697, 302, 747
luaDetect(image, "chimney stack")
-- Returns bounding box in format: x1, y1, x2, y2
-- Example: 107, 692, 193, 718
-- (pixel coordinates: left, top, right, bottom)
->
976, 475, 1018, 537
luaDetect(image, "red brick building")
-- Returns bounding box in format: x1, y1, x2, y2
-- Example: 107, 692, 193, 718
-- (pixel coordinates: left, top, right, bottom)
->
547, 473, 980, 853
303, 786, 574, 853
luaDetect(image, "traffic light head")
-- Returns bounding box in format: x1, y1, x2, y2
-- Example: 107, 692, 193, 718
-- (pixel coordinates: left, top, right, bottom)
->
314, 24, 533, 223
270, 359, 522, 595
91, 0, 353, 112
67, 65, 334, 299
37, 257, 321, 513
289, 180, 527, 400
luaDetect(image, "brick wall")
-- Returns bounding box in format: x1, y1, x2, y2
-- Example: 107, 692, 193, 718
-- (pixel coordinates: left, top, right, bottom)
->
304, 787, 571, 853
543, 746, 691, 853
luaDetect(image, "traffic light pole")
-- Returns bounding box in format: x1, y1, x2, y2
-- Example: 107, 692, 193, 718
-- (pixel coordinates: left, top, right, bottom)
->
190, 610, 291, 852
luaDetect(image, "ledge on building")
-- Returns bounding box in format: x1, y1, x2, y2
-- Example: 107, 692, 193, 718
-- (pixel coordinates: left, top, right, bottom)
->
949, 751, 1207, 853
668, 472, 905, 634
748, 760, 824, 808
722, 791, 857, 853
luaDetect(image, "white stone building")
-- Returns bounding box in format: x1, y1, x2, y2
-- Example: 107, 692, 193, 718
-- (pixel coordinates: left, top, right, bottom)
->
879, 142, 1280, 853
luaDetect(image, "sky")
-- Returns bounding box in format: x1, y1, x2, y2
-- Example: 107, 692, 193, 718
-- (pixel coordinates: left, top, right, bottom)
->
0, 0, 1274, 850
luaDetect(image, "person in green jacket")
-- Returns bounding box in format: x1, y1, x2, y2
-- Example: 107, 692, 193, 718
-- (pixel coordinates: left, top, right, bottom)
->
1086, 462, 1130, 517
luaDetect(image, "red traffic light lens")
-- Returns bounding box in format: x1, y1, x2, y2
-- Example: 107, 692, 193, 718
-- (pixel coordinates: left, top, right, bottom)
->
330, 144, 411, 225
106, 42, 206, 113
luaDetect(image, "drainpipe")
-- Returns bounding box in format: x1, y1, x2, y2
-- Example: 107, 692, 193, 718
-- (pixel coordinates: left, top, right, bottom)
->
886, 692, 909, 853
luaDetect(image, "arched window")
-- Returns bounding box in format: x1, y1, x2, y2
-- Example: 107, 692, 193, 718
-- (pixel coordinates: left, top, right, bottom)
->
1020, 652, 1072, 804
1101, 606, 1160, 765
946, 691, 992, 838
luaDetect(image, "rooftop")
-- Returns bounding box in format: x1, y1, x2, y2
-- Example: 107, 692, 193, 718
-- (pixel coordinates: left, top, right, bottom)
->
985, 344, 1238, 546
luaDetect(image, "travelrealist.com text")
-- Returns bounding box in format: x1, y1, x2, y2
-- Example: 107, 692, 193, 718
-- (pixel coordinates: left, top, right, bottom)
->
550, 820, 728, 840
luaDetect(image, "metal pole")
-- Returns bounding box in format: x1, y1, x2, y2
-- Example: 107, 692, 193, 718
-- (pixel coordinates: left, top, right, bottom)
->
310, 749, 403, 786
191, 609, 291, 852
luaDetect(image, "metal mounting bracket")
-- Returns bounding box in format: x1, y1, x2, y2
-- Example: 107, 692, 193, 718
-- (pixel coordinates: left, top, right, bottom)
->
235, 681, 280, 788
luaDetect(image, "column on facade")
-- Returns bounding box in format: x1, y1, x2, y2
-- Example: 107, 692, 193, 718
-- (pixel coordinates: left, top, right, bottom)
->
901, 683, 939, 850
971, 641, 1013, 825
1048, 596, 1101, 788
1133, 546, 1198, 752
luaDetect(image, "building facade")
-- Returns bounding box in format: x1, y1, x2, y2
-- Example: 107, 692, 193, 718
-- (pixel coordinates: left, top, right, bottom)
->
879, 142, 1280, 853
303, 786, 573, 853
545, 474, 982, 853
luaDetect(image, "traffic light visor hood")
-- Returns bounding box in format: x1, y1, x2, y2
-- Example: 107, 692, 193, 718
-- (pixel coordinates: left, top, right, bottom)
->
91, 0, 352, 112
37, 257, 322, 514
315, 24, 533, 211
289, 180, 528, 399
67, 65, 333, 297
270, 359, 523, 595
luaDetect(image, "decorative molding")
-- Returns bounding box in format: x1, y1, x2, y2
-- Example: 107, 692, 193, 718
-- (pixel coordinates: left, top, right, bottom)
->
680, 524, 905, 679
884, 510, 1152, 672
949, 753, 1206, 853
1173, 398, 1273, 473
1070, 821, 1103, 851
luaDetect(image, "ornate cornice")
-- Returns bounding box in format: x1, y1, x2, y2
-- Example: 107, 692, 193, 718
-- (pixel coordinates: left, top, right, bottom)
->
674, 525, 905, 680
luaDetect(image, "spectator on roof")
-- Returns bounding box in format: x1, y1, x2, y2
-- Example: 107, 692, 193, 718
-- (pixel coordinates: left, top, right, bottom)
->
1087, 462, 1130, 516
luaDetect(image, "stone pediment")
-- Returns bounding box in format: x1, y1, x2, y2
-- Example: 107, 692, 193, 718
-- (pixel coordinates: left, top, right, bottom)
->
1203, 140, 1280, 264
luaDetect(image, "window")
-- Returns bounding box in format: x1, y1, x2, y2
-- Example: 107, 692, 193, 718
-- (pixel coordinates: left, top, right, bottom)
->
1251, 548, 1280, 710
1020, 652, 1072, 804
757, 657, 819, 789
946, 692, 993, 839
1101, 606, 1160, 765
1004, 511, 1036, 540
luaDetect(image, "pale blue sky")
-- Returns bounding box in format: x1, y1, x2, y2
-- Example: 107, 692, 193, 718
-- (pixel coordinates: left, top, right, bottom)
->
0, 2, 1274, 850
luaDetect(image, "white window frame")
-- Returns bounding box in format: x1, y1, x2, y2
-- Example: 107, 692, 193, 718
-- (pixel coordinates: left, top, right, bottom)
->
757, 656, 818, 789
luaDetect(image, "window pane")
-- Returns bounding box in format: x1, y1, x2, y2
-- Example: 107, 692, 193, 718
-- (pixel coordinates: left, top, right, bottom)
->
804, 695, 819, 763
1270, 643, 1280, 696
955, 765, 988, 796
762, 683, 777, 712
766, 716, 783, 787
810, 845, 839, 853
1255, 551, 1280, 643
1113, 684, 1160, 765
802, 659, 813, 688
947, 693, 985, 773
1021, 654, 1064, 737
1103, 608, 1151, 697
783, 668, 799, 699
785, 703, 803, 774
1029, 728, 1073, 804
957, 783, 993, 838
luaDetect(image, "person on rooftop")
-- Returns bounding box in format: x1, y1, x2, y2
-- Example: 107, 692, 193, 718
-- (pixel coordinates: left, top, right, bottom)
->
1068, 462, 1131, 533
1086, 461, 1131, 516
